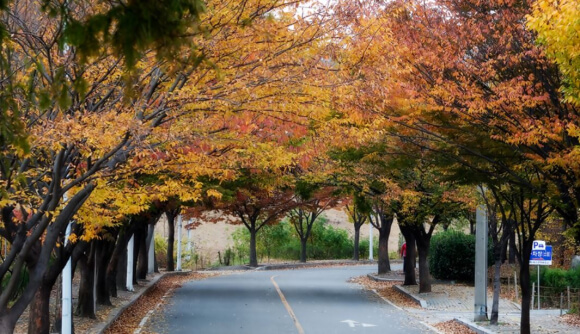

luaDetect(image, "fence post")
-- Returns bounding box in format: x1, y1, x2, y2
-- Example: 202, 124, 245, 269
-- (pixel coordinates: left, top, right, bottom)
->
568, 286, 571, 311
532, 282, 535, 309
561, 293, 564, 316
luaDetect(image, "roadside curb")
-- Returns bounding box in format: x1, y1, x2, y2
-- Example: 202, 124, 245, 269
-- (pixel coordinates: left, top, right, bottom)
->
260, 260, 377, 271
95, 270, 191, 334
208, 260, 378, 271
392, 285, 428, 308
367, 273, 404, 282
454, 318, 495, 334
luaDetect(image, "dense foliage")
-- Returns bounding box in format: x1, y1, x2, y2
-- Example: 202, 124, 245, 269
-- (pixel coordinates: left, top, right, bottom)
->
533, 267, 580, 291
429, 231, 477, 282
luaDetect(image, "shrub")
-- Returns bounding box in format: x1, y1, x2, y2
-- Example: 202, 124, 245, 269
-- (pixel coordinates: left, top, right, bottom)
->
532, 266, 580, 291
429, 230, 477, 282
231, 219, 354, 262
154, 234, 168, 268
358, 237, 379, 259
307, 220, 352, 259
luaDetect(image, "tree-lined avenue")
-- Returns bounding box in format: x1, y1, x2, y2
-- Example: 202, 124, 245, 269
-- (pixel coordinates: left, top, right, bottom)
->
151, 265, 431, 333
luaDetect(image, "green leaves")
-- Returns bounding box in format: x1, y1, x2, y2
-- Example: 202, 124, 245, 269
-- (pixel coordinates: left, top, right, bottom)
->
63, 0, 207, 68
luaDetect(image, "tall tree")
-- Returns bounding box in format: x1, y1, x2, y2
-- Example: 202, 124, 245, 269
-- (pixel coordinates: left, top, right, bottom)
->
345, 193, 371, 261
289, 183, 338, 263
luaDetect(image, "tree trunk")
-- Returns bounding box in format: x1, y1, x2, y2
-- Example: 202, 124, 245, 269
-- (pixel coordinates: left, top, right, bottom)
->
416, 237, 431, 293
132, 231, 139, 285
27, 283, 52, 334
249, 227, 258, 267
509, 231, 517, 264
490, 258, 502, 325
75, 247, 96, 318
0, 316, 16, 334
96, 240, 114, 306
400, 225, 417, 285
107, 229, 133, 298
167, 216, 175, 271
377, 228, 390, 274
137, 224, 148, 280
353, 226, 360, 261
300, 237, 307, 263
520, 261, 532, 334
114, 249, 126, 292
27, 237, 88, 334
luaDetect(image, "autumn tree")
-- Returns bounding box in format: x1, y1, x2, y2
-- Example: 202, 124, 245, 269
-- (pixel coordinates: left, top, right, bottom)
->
345, 193, 372, 261
331, 0, 577, 331
209, 170, 297, 267
0, 1, 334, 332
289, 182, 339, 263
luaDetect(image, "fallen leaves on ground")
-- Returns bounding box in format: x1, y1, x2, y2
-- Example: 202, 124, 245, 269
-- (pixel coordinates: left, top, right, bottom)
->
349, 276, 420, 308
562, 313, 580, 327
104, 271, 222, 334
433, 320, 476, 334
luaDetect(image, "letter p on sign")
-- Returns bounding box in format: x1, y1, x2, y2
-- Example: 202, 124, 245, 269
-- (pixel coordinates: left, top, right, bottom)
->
533, 240, 546, 251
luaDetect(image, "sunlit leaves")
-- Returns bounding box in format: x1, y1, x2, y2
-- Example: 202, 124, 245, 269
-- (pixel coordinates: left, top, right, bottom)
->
527, 0, 580, 106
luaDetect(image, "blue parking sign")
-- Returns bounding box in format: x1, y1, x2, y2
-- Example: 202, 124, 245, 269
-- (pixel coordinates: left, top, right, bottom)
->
530, 245, 552, 265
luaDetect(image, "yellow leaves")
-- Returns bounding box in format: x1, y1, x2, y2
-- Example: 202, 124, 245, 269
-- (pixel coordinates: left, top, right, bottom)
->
68, 233, 78, 244
527, 0, 580, 106
206, 188, 223, 200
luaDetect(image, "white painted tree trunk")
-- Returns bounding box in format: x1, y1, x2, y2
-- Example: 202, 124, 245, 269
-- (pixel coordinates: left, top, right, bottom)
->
148, 225, 155, 274
126, 236, 134, 292
62, 223, 72, 334
369, 223, 374, 261
177, 215, 183, 271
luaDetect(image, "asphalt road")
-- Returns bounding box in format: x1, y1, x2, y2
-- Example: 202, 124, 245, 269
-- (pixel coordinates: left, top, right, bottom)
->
150, 264, 434, 333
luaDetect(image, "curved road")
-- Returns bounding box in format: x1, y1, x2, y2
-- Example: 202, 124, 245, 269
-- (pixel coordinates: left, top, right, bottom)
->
150, 265, 433, 333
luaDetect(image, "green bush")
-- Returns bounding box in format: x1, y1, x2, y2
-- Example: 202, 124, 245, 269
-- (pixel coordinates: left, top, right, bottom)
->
532, 266, 580, 291
308, 221, 353, 259
358, 237, 379, 259
429, 230, 477, 282
154, 234, 168, 268
231, 219, 355, 262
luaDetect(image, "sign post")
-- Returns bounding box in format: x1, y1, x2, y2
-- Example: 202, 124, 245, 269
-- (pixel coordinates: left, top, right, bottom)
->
474, 204, 488, 321
369, 222, 373, 261
530, 240, 552, 310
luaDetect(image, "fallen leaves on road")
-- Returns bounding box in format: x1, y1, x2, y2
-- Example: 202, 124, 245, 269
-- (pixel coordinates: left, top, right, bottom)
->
104, 271, 222, 334
433, 320, 476, 334
349, 276, 420, 308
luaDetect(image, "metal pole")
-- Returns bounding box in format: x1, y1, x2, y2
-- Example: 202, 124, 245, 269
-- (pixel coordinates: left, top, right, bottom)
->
474, 203, 488, 321
177, 215, 182, 271
538, 266, 541, 310
369, 222, 374, 261
532, 282, 535, 309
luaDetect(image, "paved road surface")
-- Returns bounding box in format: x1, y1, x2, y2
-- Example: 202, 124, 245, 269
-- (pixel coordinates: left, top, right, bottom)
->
150, 265, 433, 333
